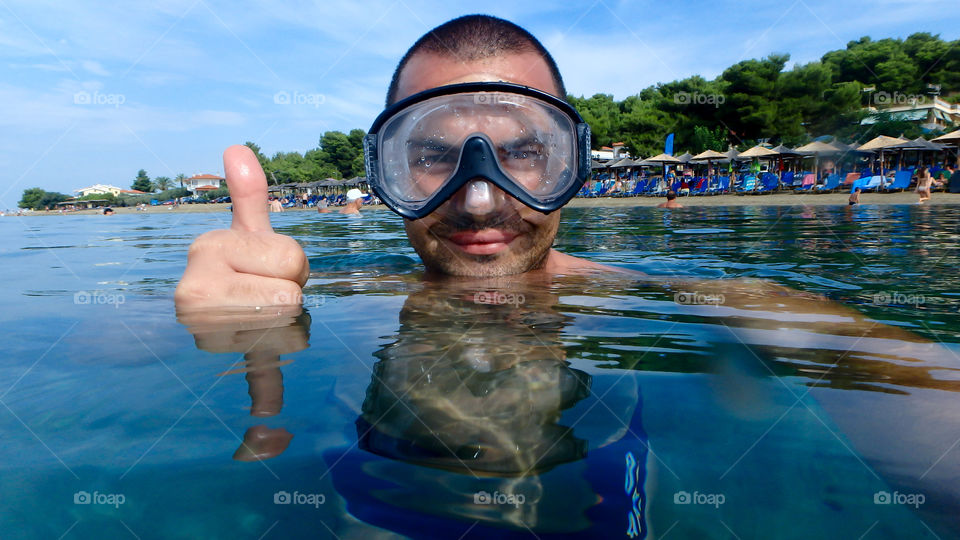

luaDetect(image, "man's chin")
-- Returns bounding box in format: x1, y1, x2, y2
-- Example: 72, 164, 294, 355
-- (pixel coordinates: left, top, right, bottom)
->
425, 246, 549, 278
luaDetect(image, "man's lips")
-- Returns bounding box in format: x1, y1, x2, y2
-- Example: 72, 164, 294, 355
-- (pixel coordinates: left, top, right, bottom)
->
446, 229, 518, 255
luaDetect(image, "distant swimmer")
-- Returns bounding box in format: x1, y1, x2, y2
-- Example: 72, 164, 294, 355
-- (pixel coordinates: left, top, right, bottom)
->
657, 190, 683, 208
269, 197, 284, 213
339, 188, 366, 215
103, 207, 115, 215
848, 187, 860, 206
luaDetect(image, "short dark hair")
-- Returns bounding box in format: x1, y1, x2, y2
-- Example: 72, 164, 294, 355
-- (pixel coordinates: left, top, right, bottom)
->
666, 190, 677, 200
385, 14, 566, 106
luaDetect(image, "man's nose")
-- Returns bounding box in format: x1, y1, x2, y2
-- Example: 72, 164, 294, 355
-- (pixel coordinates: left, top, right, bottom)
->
450, 179, 506, 218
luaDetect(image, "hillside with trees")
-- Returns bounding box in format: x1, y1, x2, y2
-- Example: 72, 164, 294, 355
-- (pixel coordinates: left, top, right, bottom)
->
568, 32, 959, 157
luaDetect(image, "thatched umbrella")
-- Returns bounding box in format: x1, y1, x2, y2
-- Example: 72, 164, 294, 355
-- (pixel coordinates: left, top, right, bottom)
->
738, 145, 778, 158
690, 150, 727, 178
858, 135, 911, 176
932, 129, 960, 144
795, 141, 844, 181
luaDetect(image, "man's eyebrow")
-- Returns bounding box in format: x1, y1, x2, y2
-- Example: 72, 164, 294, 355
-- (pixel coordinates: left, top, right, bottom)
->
500, 136, 542, 149
407, 138, 451, 150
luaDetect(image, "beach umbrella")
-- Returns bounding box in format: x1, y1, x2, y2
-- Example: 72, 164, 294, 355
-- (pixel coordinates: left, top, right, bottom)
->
690, 150, 728, 178
795, 141, 844, 181
770, 144, 799, 156
857, 135, 910, 176
890, 137, 945, 169
738, 145, 779, 158
857, 135, 909, 152
932, 130, 960, 166
738, 145, 779, 178
644, 153, 681, 182
691, 150, 727, 161
675, 152, 693, 164
932, 129, 960, 144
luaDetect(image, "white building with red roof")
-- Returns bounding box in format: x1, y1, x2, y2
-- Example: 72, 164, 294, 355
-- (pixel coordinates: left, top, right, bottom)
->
184, 173, 226, 192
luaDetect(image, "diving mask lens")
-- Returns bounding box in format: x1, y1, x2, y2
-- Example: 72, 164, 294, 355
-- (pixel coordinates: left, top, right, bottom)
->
365, 83, 591, 219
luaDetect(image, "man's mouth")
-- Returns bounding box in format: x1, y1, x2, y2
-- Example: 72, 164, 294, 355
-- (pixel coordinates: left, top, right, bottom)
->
447, 229, 518, 255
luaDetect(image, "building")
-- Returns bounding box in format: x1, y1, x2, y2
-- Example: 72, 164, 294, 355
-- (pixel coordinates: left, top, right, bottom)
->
184, 174, 226, 192
862, 96, 960, 132
591, 142, 630, 161
74, 184, 147, 197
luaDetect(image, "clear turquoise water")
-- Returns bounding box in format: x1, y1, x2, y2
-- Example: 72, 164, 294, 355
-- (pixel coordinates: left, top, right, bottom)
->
2, 205, 959, 539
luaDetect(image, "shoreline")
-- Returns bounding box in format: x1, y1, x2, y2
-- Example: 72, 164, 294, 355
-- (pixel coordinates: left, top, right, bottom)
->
7, 191, 958, 216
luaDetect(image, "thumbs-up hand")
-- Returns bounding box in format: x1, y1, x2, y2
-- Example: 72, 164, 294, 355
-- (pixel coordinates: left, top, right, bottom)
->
175, 145, 310, 308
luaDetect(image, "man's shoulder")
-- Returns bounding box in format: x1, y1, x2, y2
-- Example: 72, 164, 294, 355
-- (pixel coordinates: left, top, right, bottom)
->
541, 249, 635, 275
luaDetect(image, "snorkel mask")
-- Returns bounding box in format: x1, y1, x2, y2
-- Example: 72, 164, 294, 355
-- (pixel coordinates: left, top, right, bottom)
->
364, 82, 592, 220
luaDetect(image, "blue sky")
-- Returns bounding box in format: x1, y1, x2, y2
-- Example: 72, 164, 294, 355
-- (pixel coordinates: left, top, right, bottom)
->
1, 0, 958, 199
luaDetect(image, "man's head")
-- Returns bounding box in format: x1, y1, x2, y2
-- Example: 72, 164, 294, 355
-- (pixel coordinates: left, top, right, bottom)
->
666, 190, 677, 201
383, 15, 570, 277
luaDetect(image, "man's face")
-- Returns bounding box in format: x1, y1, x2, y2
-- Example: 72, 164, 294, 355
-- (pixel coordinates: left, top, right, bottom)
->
392, 52, 563, 277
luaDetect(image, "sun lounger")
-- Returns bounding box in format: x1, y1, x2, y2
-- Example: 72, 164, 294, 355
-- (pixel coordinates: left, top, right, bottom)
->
736, 174, 757, 194
815, 173, 841, 192
883, 170, 912, 192
794, 173, 815, 192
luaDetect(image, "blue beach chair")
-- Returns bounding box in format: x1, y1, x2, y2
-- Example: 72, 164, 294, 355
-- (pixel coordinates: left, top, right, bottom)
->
884, 170, 912, 192
815, 173, 841, 192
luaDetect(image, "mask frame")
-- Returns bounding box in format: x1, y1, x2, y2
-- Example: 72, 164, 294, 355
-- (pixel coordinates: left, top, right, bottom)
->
364, 81, 592, 220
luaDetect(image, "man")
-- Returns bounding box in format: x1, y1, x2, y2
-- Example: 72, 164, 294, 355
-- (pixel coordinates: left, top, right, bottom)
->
339, 188, 365, 215
946, 164, 959, 194
175, 15, 608, 308
657, 190, 683, 208
268, 197, 284, 213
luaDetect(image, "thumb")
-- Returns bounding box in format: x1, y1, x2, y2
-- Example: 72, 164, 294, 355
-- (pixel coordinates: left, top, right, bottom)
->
225, 145, 272, 233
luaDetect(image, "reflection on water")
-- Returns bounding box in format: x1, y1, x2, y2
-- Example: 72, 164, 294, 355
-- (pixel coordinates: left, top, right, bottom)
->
359, 279, 590, 477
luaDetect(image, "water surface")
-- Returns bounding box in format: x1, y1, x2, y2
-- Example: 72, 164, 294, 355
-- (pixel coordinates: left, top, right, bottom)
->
2, 204, 959, 539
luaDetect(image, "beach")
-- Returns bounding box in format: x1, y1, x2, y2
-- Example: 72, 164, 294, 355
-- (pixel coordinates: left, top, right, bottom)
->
10, 191, 958, 216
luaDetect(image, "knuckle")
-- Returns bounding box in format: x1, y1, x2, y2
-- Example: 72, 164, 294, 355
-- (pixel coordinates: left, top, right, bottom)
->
188, 229, 230, 258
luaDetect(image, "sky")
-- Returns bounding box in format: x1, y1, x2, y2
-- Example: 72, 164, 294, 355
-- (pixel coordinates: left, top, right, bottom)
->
1, 0, 958, 200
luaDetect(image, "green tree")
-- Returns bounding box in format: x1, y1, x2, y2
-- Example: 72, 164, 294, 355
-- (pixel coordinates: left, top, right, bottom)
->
175, 173, 187, 188
18, 187, 71, 210
132, 169, 153, 192
154, 176, 172, 191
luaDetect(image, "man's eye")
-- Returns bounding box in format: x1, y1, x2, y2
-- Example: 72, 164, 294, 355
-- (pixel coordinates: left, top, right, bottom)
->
412, 151, 456, 168
501, 146, 544, 162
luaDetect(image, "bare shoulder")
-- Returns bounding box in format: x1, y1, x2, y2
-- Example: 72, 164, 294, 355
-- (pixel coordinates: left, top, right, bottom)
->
541, 249, 639, 276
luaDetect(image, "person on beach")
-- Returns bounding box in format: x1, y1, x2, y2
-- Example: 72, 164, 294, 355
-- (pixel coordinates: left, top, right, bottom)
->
947, 165, 960, 194
916, 167, 932, 204
657, 190, 684, 208
848, 188, 860, 206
